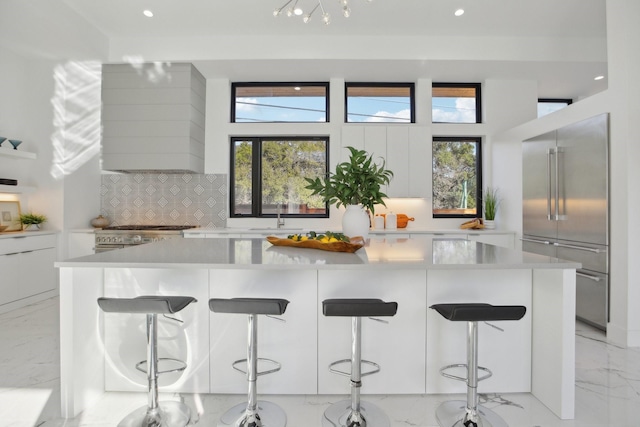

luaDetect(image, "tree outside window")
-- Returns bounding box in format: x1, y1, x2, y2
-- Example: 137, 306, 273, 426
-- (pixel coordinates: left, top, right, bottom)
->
432, 137, 482, 218
231, 137, 328, 217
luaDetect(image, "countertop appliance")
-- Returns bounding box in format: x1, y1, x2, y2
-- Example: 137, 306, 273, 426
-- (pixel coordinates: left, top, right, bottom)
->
522, 113, 609, 330
95, 225, 197, 253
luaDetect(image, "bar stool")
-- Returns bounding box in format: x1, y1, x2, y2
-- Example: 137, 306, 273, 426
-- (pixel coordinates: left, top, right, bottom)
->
322, 298, 398, 427
430, 303, 526, 427
209, 297, 289, 427
97, 295, 197, 427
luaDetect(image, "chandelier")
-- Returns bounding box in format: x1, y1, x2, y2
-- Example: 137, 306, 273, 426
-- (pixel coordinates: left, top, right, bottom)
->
273, 0, 372, 25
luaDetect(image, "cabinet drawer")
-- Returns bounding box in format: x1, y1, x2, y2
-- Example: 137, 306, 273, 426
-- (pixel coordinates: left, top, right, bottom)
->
0, 234, 57, 255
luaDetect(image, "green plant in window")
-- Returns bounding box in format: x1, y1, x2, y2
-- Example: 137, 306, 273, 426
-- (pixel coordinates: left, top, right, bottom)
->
304, 146, 393, 215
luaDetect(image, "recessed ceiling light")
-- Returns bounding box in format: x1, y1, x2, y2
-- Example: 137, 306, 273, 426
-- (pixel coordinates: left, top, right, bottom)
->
454, 9, 465, 16
143, 10, 154, 18
594, 75, 605, 81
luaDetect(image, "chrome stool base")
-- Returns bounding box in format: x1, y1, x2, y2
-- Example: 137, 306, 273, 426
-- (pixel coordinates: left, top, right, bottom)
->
218, 400, 287, 427
322, 399, 390, 427
118, 401, 191, 427
435, 400, 508, 427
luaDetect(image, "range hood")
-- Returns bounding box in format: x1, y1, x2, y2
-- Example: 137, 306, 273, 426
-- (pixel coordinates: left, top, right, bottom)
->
101, 62, 206, 173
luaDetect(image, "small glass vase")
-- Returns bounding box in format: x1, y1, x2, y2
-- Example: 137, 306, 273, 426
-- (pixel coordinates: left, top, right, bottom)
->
342, 205, 370, 239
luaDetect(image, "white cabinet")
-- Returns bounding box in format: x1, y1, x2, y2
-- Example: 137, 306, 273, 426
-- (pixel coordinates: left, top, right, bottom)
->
68, 231, 95, 258
209, 269, 318, 394
0, 233, 58, 311
466, 232, 515, 249
341, 125, 430, 198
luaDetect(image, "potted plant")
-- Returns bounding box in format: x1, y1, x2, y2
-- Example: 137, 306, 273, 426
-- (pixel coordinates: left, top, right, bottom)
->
482, 187, 501, 229
305, 146, 393, 238
20, 212, 47, 231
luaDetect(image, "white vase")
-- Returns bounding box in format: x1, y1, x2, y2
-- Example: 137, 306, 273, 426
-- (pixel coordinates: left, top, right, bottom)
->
342, 205, 370, 239
484, 219, 496, 230
23, 224, 41, 231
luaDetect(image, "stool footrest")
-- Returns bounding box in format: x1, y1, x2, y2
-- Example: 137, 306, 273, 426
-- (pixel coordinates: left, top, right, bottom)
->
135, 357, 187, 375
232, 358, 282, 377
329, 359, 381, 378
439, 363, 492, 383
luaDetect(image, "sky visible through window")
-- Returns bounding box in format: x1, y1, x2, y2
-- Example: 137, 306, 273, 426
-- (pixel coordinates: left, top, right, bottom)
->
235, 95, 474, 123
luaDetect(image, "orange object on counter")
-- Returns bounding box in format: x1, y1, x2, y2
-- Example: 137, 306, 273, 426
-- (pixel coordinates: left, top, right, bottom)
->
396, 214, 415, 228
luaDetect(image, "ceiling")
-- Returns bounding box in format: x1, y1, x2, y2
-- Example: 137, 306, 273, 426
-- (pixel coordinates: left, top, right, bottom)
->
59, 0, 609, 99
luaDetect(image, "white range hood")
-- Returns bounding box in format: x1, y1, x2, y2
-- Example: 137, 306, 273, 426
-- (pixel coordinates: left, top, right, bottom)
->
101, 62, 206, 173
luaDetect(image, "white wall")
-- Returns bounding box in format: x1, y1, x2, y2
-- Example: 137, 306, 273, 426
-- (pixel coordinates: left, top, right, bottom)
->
0, 1, 108, 259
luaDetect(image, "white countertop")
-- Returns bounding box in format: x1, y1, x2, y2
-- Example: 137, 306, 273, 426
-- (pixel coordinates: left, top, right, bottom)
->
183, 227, 513, 235
56, 235, 578, 270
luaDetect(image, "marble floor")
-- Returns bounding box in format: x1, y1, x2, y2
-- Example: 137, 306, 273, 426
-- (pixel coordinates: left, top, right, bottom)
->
2, 297, 640, 427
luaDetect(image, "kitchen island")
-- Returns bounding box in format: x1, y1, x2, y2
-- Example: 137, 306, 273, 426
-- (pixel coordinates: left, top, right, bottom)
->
56, 235, 579, 420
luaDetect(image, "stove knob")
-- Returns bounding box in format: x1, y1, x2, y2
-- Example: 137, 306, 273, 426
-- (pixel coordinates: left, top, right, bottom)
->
133, 235, 142, 243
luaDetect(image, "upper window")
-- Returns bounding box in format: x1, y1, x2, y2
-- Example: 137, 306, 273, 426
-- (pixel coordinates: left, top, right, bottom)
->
537, 98, 572, 118
345, 83, 415, 123
432, 137, 482, 218
230, 137, 329, 218
231, 83, 329, 123
432, 83, 482, 123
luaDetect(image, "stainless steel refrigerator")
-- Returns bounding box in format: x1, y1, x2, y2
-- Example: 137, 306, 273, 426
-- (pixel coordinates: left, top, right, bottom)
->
522, 113, 609, 330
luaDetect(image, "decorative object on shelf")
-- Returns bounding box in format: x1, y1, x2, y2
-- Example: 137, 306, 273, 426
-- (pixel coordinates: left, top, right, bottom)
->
90, 214, 110, 228
0, 137, 6, 147
19, 212, 47, 231
483, 187, 501, 230
9, 139, 22, 150
305, 146, 393, 239
0, 201, 22, 231
273, 0, 371, 25
0, 225, 7, 232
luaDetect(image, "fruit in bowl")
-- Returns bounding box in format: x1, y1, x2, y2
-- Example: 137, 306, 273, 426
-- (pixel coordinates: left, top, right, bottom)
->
0, 225, 8, 232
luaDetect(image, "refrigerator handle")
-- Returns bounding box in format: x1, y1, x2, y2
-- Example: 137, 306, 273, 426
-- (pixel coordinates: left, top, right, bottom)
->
555, 147, 567, 220
547, 148, 553, 220
553, 241, 606, 254
521, 237, 552, 245
577, 270, 602, 282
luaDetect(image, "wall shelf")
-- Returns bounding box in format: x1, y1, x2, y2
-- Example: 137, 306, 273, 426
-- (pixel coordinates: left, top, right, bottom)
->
0, 147, 37, 160
0, 184, 36, 194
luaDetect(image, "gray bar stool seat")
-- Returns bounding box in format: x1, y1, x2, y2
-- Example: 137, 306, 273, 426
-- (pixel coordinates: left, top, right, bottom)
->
322, 298, 398, 427
97, 295, 197, 427
430, 303, 526, 427
209, 297, 289, 427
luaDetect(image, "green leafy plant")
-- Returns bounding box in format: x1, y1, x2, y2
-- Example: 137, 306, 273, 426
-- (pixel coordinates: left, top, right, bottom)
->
304, 146, 393, 215
19, 212, 47, 225
483, 187, 501, 220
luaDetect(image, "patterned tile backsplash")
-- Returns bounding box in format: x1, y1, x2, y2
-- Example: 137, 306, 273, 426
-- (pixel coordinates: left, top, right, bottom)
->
101, 173, 227, 228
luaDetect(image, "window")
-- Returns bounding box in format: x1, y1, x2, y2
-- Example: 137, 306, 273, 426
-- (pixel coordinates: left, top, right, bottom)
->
432, 137, 482, 218
537, 98, 572, 118
231, 83, 329, 123
345, 83, 415, 123
230, 137, 329, 218
432, 83, 481, 123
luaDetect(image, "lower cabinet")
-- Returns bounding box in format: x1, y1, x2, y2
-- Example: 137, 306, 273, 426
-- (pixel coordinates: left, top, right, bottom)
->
0, 233, 58, 309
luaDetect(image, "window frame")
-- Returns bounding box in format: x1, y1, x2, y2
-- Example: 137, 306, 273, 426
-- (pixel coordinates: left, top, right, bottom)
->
229, 136, 330, 219
344, 82, 416, 123
230, 82, 330, 123
432, 136, 483, 219
432, 83, 482, 124
537, 98, 573, 117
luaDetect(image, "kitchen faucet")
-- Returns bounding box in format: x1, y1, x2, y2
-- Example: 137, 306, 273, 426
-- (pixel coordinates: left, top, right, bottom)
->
277, 203, 285, 229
